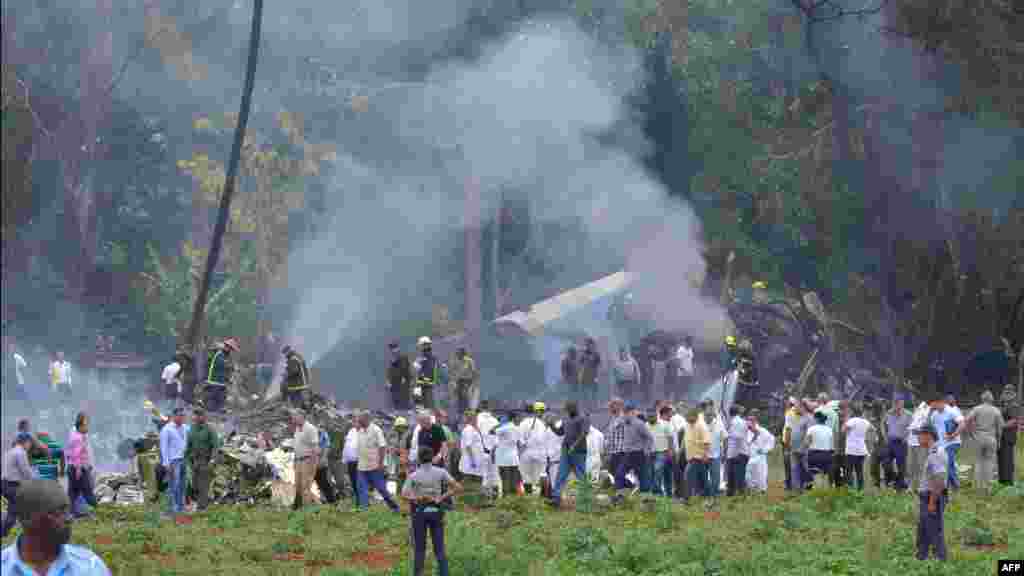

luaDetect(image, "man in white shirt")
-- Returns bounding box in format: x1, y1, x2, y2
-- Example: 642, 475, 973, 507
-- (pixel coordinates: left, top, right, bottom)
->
291, 410, 320, 510
49, 351, 72, 398
491, 415, 522, 496
341, 424, 361, 500
906, 401, 931, 492
161, 359, 183, 411
353, 411, 399, 511
675, 337, 695, 401
518, 403, 549, 495
8, 342, 29, 403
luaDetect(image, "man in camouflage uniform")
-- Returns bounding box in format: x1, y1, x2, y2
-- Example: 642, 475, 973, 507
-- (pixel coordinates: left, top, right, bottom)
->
184, 407, 220, 511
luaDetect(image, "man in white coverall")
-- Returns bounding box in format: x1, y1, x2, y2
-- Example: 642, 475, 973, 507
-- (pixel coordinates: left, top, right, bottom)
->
745, 413, 775, 492
518, 402, 550, 495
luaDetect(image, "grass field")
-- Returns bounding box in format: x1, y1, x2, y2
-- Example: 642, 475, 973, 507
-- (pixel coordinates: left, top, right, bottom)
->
3, 446, 1021, 575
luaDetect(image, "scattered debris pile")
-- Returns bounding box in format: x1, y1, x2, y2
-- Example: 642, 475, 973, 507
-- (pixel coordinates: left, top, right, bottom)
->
112, 393, 402, 507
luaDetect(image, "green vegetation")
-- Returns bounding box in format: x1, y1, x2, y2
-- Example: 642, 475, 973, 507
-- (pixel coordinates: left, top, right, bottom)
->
4, 472, 1018, 575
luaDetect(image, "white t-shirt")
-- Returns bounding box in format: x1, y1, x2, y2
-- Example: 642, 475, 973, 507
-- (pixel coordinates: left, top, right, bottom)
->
706, 417, 725, 459
356, 423, 387, 471
162, 362, 182, 392
676, 345, 694, 376
907, 403, 930, 448
13, 353, 27, 386
342, 428, 360, 463
493, 422, 522, 467
805, 424, 834, 451
844, 417, 872, 456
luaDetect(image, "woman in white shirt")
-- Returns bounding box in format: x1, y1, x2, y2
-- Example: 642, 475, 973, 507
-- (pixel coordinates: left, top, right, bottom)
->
803, 411, 834, 485
842, 405, 875, 490
459, 415, 487, 503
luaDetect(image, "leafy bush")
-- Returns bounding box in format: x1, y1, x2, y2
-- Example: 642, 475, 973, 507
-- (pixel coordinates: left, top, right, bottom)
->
563, 526, 613, 563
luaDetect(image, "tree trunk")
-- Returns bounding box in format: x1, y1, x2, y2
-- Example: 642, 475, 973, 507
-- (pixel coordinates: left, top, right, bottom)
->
492, 188, 503, 317
464, 176, 483, 346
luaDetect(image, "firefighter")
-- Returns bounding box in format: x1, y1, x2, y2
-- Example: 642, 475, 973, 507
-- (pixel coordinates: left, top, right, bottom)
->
734, 339, 759, 410
280, 345, 311, 409
204, 338, 238, 414
413, 337, 444, 410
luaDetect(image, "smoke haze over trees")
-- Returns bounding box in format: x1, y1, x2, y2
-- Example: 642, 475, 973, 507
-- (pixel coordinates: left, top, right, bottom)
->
2, 0, 1021, 405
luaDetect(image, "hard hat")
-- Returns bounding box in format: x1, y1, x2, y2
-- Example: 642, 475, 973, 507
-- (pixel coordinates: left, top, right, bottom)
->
725, 335, 737, 346
394, 416, 408, 428
413, 386, 423, 398
532, 402, 546, 413
143, 400, 155, 411
417, 336, 432, 346
752, 281, 767, 289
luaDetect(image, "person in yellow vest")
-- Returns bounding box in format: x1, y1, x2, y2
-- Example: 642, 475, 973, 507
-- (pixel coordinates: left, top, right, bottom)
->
280, 345, 311, 408
204, 338, 239, 414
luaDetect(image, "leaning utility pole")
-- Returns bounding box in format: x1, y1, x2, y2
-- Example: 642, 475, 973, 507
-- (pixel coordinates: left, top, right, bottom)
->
184, 0, 264, 357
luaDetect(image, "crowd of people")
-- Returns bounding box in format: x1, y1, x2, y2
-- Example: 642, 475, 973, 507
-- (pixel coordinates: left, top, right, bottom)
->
4, 328, 1021, 573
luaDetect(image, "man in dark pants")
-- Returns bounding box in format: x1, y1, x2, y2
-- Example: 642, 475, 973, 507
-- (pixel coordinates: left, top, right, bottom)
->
914, 423, 947, 561
883, 399, 912, 489
185, 408, 219, 511
997, 384, 1019, 485
612, 403, 653, 503
386, 341, 414, 411
725, 405, 750, 496
2, 433, 35, 538
401, 447, 462, 576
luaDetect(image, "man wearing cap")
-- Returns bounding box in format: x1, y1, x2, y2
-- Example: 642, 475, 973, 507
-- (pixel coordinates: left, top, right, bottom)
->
159, 408, 189, 517
204, 339, 238, 414
2, 433, 36, 538
1, 479, 111, 575
997, 384, 1020, 485
518, 403, 549, 495
184, 407, 219, 511
914, 423, 947, 561
280, 346, 311, 409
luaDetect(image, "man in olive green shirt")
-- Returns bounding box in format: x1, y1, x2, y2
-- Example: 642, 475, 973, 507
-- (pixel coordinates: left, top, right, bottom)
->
185, 408, 220, 511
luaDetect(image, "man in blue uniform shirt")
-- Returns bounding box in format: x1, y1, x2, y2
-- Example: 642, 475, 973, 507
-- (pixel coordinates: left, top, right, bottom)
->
914, 423, 948, 562
1, 479, 111, 575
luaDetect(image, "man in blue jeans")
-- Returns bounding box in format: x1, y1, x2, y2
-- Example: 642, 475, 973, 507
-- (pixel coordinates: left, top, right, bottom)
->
353, 411, 400, 512
158, 408, 189, 517
548, 402, 590, 507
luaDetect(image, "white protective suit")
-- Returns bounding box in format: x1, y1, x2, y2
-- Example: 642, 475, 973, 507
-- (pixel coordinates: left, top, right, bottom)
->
477, 411, 500, 490
746, 426, 776, 492
518, 416, 550, 487
586, 426, 605, 483
542, 421, 562, 482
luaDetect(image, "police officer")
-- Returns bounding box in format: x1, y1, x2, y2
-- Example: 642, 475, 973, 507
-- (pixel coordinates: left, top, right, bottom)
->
280, 345, 311, 409
184, 408, 220, 511
914, 423, 947, 562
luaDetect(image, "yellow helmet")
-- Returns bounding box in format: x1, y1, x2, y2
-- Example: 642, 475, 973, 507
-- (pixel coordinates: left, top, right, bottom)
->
394, 416, 408, 428
752, 281, 767, 289
725, 335, 737, 346
532, 402, 546, 413
143, 400, 154, 411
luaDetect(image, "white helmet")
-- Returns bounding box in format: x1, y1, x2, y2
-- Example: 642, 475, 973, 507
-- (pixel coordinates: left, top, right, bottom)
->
417, 336, 432, 347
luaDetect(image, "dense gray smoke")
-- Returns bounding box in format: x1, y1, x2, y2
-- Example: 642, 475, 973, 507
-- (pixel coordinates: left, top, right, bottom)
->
281, 20, 731, 396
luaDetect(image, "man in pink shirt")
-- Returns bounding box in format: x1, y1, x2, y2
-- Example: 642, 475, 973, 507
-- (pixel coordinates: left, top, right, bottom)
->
66, 412, 98, 518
